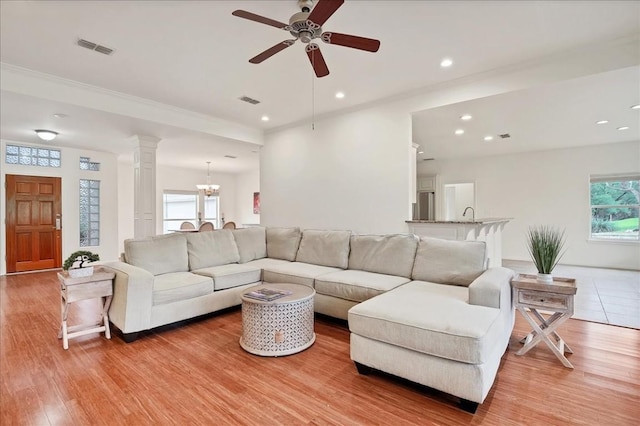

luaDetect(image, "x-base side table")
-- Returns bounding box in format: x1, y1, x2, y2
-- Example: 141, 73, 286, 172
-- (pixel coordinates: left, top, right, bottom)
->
57, 267, 115, 350
511, 273, 577, 368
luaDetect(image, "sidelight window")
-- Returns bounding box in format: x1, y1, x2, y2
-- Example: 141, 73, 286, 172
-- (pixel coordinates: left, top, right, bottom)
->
80, 179, 100, 247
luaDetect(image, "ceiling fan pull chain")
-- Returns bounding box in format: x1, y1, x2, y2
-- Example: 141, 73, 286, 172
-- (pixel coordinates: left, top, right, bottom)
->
311, 52, 315, 130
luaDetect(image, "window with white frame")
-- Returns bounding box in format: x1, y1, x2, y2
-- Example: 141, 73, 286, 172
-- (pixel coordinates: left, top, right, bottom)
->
203, 195, 219, 228
590, 174, 639, 241
79, 179, 100, 246
163, 191, 198, 233
162, 191, 220, 233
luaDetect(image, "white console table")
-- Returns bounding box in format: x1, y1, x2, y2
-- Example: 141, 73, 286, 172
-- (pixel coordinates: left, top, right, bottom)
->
406, 218, 511, 267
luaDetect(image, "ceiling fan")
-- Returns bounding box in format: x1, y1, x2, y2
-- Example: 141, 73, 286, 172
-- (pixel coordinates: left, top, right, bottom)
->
232, 0, 380, 78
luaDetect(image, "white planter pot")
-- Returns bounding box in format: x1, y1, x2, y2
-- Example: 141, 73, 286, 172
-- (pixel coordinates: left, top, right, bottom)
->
68, 266, 94, 278
536, 273, 554, 284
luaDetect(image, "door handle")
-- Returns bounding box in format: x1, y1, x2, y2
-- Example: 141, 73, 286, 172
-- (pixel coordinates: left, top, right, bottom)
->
56, 214, 61, 230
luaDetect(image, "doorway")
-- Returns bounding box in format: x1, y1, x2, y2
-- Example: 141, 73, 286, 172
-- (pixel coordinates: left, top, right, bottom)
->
443, 182, 475, 221
5, 174, 62, 273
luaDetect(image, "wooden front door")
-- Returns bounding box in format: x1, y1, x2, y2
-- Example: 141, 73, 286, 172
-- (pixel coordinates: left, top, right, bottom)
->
6, 175, 62, 273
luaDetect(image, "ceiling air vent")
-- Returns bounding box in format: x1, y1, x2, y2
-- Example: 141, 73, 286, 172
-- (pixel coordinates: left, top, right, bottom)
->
77, 38, 114, 55
239, 96, 260, 105
224, 155, 237, 159
499, 133, 511, 139
423, 158, 435, 161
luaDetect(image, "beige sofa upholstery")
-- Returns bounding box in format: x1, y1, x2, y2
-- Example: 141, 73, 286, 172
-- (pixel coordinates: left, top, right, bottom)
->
104, 226, 514, 413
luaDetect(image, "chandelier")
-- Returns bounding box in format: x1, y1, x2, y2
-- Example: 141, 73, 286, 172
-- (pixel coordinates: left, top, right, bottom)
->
196, 161, 220, 197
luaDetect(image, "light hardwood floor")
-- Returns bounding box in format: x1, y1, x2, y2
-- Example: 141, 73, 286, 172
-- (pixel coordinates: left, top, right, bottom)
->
1, 271, 639, 425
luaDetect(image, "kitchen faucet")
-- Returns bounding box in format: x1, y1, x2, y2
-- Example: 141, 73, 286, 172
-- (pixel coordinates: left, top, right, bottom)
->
463, 206, 475, 222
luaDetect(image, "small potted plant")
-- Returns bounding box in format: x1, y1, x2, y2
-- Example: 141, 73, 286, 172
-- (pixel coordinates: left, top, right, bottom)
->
526, 225, 566, 283
63, 250, 100, 278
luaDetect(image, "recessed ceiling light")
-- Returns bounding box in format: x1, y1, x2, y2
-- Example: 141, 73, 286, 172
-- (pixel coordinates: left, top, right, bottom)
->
631, 104, 640, 110
484, 136, 494, 141
335, 92, 345, 99
595, 120, 609, 124
617, 126, 630, 131
460, 114, 472, 121
454, 129, 464, 135
53, 113, 68, 119
418, 151, 424, 154
261, 115, 269, 122
440, 58, 453, 68
35, 129, 58, 141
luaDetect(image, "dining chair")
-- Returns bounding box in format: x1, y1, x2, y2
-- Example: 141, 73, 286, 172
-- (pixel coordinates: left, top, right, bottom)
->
198, 221, 215, 232
222, 221, 236, 230
180, 221, 195, 230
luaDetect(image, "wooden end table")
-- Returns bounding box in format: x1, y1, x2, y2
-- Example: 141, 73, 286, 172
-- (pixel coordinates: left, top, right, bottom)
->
511, 273, 577, 368
57, 267, 115, 350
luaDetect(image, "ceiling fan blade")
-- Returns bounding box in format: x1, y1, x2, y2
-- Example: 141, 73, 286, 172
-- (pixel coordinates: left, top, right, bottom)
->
249, 40, 296, 64
306, 44, 330, 78
321, 32, 380, 52
232, 10, 288, 29
307, 0, 344, 26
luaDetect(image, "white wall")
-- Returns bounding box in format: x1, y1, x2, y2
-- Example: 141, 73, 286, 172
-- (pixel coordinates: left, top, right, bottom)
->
235, 169, 260, 226
261, 105, 412, 234
1, 139, 120, 274
418, 141, 640, 270
117, 161, 240, 253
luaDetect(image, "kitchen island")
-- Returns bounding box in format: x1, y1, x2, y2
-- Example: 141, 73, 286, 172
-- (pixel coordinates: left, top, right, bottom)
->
406, 218, 511, 267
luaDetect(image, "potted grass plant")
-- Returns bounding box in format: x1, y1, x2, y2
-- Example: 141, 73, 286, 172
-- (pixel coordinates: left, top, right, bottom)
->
526, 225, 566, 283
63, 250, 100, 278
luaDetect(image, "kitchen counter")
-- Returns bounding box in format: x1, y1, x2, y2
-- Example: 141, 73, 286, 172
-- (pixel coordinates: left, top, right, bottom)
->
406, 218, 512, 267
406, 218, 511, 225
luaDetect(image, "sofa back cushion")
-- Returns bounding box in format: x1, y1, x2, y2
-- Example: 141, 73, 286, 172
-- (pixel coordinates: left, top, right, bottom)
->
232, 227, 267, 263
295, 229, 351, 269
266, 227, 302, 261
124, 233, 189, 276
411, 237, 487, 286
348, 234, 418, 278
185, 230, 240, 270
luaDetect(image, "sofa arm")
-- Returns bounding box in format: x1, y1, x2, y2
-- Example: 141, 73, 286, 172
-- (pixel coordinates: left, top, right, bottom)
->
468, 267, 515, 310
101, 261, 154, 334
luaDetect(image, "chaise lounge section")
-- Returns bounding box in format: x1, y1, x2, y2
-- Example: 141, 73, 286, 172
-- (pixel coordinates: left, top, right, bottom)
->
103, 226, 514, 412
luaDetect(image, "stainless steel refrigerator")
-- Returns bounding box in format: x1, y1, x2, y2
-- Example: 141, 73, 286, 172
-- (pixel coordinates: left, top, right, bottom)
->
414, 191, 436, 220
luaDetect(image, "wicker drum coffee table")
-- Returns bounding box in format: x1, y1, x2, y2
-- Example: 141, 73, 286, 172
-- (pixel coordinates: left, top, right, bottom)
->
240, 283, 316, 356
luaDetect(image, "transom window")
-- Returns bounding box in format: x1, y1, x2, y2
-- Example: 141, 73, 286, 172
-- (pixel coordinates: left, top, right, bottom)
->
5, 144, 61, 168
590, 174, 639, 241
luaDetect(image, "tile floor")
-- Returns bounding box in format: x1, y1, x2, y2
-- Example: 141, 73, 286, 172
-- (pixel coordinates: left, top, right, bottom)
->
503, 260, 640, 329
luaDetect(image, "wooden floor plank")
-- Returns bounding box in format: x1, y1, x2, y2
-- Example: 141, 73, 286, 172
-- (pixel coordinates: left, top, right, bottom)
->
1, 271, 639, 425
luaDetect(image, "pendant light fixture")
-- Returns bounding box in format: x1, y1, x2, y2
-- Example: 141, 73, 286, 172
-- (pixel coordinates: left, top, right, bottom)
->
196, 161, 220, 197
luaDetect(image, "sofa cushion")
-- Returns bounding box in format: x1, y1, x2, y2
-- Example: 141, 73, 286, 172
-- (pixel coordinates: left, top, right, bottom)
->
348, 234, 418, 278
186, 230, 240, 270
125, 233, 189, 276
315, 270, 410, 303
232, 227, 267, 263
266, 227, 302, 261
262, 262, 342, 287
411, 237, 487, 286
192, 263, 262, 291
295, 229, 351, 269
152, 272, 213, 305
348, 280, 502, 364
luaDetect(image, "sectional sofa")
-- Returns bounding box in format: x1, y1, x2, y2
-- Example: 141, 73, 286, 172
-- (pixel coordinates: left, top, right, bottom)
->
103, 226, 514, 413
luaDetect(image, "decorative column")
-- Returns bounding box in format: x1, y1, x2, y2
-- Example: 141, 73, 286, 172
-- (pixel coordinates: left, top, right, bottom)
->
131, 135, 160, 238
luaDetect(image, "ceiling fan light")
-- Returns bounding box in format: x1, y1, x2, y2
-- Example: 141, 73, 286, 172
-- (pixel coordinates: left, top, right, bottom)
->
35, 129, 58, 141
